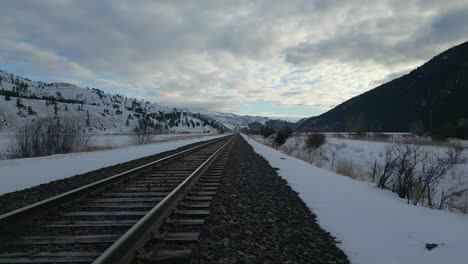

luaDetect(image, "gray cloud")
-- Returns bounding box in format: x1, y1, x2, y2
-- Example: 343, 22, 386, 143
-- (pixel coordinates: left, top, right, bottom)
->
0, 0, 467, 116
284, 1, 468, 67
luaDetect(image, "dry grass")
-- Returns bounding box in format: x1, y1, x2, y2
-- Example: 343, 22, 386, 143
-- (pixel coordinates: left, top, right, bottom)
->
79, 145, 116, 152
335, 160, 356, 179
334, 159, 370, 181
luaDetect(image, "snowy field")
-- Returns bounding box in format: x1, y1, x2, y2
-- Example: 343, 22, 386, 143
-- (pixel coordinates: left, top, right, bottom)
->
90, 133, 217, 148
0, 134, 225, 195
0, 133, 217, 159
243, 134, 468, 264
278, 135, 468, 180
252, 134, 468, 212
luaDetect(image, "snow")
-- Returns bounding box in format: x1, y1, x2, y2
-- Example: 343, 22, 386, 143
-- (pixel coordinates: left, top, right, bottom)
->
242, 134, 468, 264
0, 133, 219, 159
90, 133, 219, 148
0, 134, 225, 195
280, 135, 468, 177
201, 112, 269, 131
257, 135, 468, 202
0, 70, 220, 134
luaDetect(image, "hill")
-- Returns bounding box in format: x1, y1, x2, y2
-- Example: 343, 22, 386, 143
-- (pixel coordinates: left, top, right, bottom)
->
0, 70, 228, 134
298, 41, 468, 138
201, 112, 269, 131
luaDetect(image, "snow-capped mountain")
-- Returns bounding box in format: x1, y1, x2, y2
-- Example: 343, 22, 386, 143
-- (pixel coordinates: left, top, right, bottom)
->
201, 112, 270, 131
0, 69, 227, 134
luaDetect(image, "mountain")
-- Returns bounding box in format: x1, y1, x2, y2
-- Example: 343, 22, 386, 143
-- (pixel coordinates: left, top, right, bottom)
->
0, 69, 228, 134
298, 41, 468, 138
264, 119, 298, 132
201, 112, 269, 131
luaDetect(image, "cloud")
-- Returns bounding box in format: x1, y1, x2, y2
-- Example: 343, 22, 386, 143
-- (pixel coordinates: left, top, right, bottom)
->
0, 0, 467, 117
284, 1, 468, 67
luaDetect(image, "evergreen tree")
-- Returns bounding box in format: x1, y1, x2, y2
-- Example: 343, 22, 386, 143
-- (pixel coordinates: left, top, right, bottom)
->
16, 98, 23, 108
16, 98, 23, 113
54, 103, 59, 115
274, 125, 292, 146
27, 106, 36, 115
86, 110, 90, 126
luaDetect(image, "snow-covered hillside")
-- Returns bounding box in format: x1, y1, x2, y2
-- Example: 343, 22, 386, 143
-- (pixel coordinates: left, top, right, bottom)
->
202, 112, 269, 131
0, 69, 227, 134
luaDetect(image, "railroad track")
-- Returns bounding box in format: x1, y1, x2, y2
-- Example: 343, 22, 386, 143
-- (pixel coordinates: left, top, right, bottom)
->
0, 134, 236, 264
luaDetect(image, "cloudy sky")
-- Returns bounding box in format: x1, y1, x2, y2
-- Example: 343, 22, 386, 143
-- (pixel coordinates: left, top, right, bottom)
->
1, 1, 467, 120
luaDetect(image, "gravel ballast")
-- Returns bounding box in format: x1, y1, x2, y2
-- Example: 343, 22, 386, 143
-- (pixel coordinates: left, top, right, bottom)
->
196, 135, 350, 263
0, 137, 221, 215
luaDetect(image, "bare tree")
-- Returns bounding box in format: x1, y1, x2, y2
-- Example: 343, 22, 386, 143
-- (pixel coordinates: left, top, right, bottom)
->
328, 143, 346, 170
377, 143, 466, 209
8, 117, 91, 158
446, 142, 466, 165
131, 119, 159, 144
438, 186, 468, 210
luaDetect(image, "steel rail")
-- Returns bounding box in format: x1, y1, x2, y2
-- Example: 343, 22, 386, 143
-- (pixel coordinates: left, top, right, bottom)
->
0, 135, 231, 231
92, 135, 235, 264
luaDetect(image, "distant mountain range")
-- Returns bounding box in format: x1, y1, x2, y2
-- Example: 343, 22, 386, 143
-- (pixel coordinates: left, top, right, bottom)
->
297, 40, 468, 138
0, 70, 269, 134
201, 112, 269, 131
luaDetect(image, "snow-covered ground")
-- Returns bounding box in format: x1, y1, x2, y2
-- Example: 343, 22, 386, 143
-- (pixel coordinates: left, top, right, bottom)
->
0, 133, 217, 159
252, 134, 468, 212
0, 134, 225, 195
90, 133, 217, 148
243, 134, 468, 264
277, 135, 468, 180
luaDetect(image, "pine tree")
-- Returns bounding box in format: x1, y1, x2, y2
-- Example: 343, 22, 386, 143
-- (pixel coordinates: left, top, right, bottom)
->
54, 103, 59, 115
16, 98, 23, 113
16, 98, 22, 108
86, 110, 90, 126
27, 106, 35, 115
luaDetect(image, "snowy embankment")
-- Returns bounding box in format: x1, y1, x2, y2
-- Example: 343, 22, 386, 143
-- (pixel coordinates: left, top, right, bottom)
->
0, 133, 217, 159
0, 134, 225, 195
253, 134, 468, 213
242, 134, 468, 264
90, 133, 217, 148
273, 135, 468, 180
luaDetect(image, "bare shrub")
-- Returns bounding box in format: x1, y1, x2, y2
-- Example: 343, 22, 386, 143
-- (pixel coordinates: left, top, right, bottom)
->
305, 133, 326, 162
446, 142, 466, 165
376, 143, 467, 209
9, 117, 91, 158
306, 133, 326, 150
328, 143, 346, 170
131, 118, 162, 145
